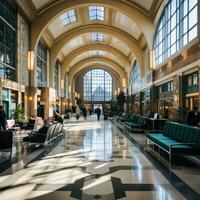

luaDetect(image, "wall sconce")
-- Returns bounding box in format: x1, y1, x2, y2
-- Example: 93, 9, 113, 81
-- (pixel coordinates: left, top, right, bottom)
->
75, 92, 77, 98
61, 80, 64, 89
118, 88, 120, 94
69, 85, 71, 93
150, 49, 155, 69
28, 51, 34, 70
114, 90, 117, 96
122, 78, 126, 88
77, 93, 80, 99
37, 97, 41, 101
28, 96, 33, 101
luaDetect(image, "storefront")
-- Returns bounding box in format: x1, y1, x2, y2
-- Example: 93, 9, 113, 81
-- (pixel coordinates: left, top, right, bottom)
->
2, 88, 18, 118
183, 72, 199, 112
126, 95, 132, 112
141, 88, 151, 117
157, 81, 174, 119
132, 93, 140, 114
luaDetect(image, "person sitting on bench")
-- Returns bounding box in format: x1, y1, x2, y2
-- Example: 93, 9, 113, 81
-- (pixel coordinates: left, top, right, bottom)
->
23, 119, 51, 143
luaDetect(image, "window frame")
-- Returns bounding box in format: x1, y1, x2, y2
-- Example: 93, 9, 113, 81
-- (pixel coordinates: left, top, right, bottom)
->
83, 69, 112, 102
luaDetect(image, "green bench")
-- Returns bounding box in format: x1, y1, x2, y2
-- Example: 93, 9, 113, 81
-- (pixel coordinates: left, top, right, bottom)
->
146, 122, 200, 163
124, 114, 145, 133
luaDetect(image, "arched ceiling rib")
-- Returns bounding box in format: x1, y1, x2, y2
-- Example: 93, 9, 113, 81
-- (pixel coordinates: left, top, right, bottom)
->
50, 24, 143, 71
60, 34, 132, 60
62, 44, 131, 71
68, 58, 127, 87
31, 0, 156, 16
73, 65, 121, 90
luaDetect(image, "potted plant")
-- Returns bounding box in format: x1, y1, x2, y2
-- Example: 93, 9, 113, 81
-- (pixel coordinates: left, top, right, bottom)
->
13, 105, 26, 126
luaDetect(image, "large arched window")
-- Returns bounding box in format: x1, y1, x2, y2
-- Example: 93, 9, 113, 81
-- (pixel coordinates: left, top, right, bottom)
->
154, 0, 198, 66
129, 61, 142, 93
84, 69, 112, 102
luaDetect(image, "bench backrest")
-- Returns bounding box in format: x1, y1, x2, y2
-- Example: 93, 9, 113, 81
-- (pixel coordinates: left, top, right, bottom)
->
34, 117, 44, 131
127, 115, 144, 124
163, 122, 200, 144
7, 119, 15, 129
0, 130, 13, 149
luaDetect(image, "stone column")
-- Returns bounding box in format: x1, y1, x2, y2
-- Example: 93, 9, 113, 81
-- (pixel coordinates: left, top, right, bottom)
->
28, 87, 37, 117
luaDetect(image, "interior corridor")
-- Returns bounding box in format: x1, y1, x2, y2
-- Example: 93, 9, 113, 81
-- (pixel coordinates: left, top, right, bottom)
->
0, 118, 191, 200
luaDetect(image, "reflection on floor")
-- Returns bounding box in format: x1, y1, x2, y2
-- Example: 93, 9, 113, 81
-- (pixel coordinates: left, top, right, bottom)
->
0, 117, 199, 200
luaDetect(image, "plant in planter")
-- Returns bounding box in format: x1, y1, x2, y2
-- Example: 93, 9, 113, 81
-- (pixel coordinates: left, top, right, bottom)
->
171, 107, 185, 123
14, 105, 26, 125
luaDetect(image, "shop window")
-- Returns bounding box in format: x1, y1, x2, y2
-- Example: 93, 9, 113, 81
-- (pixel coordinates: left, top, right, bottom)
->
185, 72, 198, 94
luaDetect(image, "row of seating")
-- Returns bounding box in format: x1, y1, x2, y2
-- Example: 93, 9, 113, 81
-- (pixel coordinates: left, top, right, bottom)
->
25, 122, 63, 147
146, 122, 200, 163
0, 122, 64, 159
117, 113, 146, 133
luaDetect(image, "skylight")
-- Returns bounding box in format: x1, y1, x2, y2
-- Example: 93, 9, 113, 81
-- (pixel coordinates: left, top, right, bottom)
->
60, 9, 77, 25
91, 50, 104, 56
89, 6, 104, 20
91, 33, 104, 41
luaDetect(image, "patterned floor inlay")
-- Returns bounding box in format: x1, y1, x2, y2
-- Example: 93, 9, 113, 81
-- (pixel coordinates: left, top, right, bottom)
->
0, 118, 199, 200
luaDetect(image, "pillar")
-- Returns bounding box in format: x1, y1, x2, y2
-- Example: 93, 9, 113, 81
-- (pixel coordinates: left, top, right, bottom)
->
28, 87, 37, 117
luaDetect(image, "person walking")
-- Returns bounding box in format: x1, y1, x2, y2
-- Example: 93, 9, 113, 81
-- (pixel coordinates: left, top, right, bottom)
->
96, 106, 101, 121
89, 108, 92, 117
0, 105, 6, 130
82, 105, 87, 120
75, 105, 80, 120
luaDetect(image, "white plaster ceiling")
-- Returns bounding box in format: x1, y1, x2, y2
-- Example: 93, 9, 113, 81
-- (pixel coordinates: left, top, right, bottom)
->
60, 33, 131, 60
61, 36, 85, 56
69, 51, 124, 68
114, 12, 141, 40
128, 0, 154, 10
31, 0, 50, 9
110, 37, 131, 57
31, 0, 154, 11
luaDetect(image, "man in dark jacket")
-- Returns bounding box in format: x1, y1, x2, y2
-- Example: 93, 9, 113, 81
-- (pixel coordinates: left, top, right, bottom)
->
95, 106, 101, 121
187, 107, 200, 126
0, 106, 6, 130
23, 119, 51, 143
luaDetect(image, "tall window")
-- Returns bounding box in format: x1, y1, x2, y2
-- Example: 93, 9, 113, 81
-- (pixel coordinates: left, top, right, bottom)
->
0, 0, 16, 81
129, 61, 142, 93
37, 42, 48, 87
54, 60, 60, 96
154, 0, 198, 66
84, 69, 112, 102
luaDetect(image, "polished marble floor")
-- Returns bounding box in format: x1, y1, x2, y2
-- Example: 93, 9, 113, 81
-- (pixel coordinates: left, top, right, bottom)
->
0, 117, 199, 199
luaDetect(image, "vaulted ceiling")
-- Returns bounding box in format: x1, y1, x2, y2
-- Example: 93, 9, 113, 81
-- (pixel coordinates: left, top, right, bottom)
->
18, 0, 163, 84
